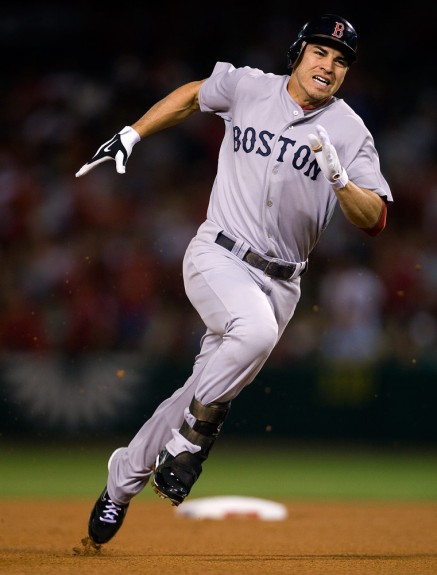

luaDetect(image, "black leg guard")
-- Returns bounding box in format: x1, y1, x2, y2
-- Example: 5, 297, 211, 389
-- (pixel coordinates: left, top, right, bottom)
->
152, 397, 231, 506
180, 397, 231, 459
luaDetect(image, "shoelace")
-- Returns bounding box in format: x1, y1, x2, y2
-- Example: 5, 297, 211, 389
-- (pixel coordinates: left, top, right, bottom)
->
99, 498, 123, 524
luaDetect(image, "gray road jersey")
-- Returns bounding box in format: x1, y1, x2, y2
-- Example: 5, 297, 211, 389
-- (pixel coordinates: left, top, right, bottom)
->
198, 61, 392, 263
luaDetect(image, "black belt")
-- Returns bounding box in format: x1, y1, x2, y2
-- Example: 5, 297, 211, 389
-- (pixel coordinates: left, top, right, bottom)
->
215, 232, 306, 280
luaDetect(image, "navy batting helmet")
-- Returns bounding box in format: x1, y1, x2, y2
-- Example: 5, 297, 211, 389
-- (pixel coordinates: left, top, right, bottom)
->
287, 14, 358, 68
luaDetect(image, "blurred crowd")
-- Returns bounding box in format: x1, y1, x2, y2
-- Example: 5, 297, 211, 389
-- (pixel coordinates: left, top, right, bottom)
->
1, 5, 436, 370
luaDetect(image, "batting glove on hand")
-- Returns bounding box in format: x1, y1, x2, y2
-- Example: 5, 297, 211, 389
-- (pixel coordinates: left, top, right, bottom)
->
75, 126, 141, 177
308, 124, 349, 190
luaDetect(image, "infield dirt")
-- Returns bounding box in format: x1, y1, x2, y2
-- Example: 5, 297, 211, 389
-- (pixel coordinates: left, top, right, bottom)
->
1, 499, 437, 574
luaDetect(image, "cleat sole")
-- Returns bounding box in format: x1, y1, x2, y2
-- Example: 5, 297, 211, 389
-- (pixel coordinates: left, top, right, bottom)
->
152, 481, 181, 506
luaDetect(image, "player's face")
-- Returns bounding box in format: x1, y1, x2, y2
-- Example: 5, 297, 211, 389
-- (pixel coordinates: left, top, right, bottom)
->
288, 43, 349, 108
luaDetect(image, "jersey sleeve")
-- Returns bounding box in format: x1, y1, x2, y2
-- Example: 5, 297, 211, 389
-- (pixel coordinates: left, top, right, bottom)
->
342, 127, 393, 203
349, 135, 393, 203
199, 61, 262, 115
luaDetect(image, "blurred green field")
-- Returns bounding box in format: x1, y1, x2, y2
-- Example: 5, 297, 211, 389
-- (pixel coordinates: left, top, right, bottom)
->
1, 438, 436, 501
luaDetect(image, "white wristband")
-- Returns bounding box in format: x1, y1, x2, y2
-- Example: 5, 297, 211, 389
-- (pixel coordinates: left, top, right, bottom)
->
331, 167, 349, 190
120, 125, 141, 146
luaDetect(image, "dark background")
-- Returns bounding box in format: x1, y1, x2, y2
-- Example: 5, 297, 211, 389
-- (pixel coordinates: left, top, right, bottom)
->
1, 2, 436, 445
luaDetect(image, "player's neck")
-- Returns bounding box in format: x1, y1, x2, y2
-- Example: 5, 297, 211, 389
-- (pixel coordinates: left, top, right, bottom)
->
301, 97, 331, 110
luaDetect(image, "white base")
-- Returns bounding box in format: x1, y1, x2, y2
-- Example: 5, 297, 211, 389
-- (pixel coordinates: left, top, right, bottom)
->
175, 496, 288, 521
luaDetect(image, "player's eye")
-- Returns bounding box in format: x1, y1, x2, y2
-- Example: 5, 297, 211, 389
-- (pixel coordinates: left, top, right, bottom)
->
335, 57, 348, 68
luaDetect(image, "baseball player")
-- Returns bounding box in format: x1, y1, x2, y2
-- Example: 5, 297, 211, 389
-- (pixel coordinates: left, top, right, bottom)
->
76, 14, 393, 546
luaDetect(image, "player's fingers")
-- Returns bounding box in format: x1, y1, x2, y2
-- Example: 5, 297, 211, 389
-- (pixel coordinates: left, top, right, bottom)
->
75, 156, 112, 177
308, 133, 322, 151
114, 151, 127, 174
75, 163, 94, 177
316, 124, 330, 147
325, 144, 334, 161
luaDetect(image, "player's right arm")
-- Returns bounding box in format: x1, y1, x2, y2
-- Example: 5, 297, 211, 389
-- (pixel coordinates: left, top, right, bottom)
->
132, 80, 205, 138
75, 80, 205, 177
308, 124, 389, 236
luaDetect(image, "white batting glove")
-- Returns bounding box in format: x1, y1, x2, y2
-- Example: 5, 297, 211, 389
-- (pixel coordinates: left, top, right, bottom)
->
308, 124, 349, 190
75, 126, 141, 177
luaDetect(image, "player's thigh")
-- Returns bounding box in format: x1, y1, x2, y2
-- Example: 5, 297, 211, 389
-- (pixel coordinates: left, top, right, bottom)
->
183, 243, 275, 336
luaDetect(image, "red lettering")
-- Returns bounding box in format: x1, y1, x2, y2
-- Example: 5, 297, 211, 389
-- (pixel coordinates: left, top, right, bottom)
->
332, 22, 345, 38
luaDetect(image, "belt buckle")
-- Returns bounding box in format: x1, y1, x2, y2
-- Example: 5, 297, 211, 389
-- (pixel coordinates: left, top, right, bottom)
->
264, 260, 295, 280
263, 260, 280, 278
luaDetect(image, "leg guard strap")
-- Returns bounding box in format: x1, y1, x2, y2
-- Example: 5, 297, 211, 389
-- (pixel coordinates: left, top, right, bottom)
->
190, 397, 231, 436
179, 397, 232, 456
179, 421, 215, 456
190, 397, 231, 424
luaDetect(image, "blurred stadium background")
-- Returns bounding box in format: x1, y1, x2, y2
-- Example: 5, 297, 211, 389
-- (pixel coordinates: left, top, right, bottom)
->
0, 1, 436, 463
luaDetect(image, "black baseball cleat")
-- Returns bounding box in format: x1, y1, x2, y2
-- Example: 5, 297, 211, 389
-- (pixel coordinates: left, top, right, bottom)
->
88, 486, 129, 544
152, 448, 203, 506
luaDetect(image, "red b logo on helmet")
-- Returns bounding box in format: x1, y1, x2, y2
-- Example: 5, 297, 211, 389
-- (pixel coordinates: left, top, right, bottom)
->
332, 22, 345, 39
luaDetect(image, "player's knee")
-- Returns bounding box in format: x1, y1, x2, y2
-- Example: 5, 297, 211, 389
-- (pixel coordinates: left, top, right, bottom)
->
256, 324, 278, 358
236, 319, 278, 360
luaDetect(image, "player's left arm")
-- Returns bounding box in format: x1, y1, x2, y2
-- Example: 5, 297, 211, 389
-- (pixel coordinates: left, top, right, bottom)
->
308, 124, 388, 236
333, 182, 387, 236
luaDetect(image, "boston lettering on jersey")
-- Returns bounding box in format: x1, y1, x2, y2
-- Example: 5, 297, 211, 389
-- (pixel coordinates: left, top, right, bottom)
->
233, 125, 322, 181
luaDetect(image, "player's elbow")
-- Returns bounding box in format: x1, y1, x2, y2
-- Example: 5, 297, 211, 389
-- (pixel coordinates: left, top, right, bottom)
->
360, 200, 387, 237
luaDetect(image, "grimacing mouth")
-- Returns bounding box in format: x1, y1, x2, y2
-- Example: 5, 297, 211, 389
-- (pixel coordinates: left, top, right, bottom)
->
313, 75, 329, 86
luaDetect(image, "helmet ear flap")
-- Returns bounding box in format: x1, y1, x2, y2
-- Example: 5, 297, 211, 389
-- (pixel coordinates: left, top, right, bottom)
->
287, 40, 300, 68
287, 40, 307, 70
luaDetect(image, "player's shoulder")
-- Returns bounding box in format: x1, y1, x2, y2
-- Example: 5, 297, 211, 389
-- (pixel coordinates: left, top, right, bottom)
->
333, 98, 367, 127
324, 98, 370, 134
209, 61, 282, 82
202, 61, 284, 102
